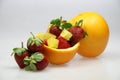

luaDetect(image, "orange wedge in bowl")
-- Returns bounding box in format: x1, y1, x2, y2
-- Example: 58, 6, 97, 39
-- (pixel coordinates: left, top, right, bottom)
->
43, 42, 80, 65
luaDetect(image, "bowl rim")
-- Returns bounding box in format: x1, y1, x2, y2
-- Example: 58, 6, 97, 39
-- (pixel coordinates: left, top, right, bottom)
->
44, 42, 80, 51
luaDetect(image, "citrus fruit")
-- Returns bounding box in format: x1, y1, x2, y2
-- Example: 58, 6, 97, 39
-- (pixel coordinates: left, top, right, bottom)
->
43, 42, 80, 64
69, 12, 109, 57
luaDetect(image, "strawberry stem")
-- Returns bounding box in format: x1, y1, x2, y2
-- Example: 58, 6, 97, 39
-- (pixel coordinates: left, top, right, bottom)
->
30, 32, 35, 39
75, 19, 83, 27
60, 16, 62, 21
11, 52, 14, 56
21, 42, 24, 48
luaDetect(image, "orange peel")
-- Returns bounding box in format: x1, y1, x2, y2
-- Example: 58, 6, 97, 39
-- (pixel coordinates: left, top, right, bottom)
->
43, 42, 80, 65
69, 12, 109, 57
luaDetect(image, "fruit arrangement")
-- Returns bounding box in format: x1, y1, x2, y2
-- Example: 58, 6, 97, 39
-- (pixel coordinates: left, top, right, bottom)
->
11, 12, 109, 71
37, 17, 87, 49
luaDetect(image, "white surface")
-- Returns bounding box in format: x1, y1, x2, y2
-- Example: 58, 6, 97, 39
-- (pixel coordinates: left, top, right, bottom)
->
0, 0, 120, 80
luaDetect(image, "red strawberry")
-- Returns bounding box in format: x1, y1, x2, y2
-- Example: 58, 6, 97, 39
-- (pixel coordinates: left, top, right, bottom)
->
69, 20, 87, 45
49, 17, 72, 37
24, 52, 49, 71
27, 32, 44, 53
69, 27, 84, 44
35, 56, 48, 70
49, 26, 62, 37
12, 42, 30, 69
57, 36, 70, 49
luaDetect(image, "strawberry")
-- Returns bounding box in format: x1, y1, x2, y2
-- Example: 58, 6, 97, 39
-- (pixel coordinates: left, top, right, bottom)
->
49, 26, 62, 37
12, 42, 30, 69
57, 36, 70, 49
27, 32, 44, 53
24, 52, 49, 71
49, 17, 72, 37
69, 20, 87, 45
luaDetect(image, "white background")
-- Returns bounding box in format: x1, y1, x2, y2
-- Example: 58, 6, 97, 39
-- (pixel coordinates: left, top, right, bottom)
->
0, 0, 120, 80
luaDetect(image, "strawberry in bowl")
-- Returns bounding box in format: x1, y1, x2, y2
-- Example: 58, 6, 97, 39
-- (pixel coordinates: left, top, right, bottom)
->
36, 17, 86, 65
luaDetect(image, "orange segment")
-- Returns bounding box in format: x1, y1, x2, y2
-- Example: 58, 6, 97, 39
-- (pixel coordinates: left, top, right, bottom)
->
43, 42, 80, 64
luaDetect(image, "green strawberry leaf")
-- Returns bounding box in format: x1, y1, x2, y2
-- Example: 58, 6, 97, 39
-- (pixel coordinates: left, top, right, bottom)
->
50, 17, 72, 30
50, 18, 61, 26
61, 23, 72, 29
24, 56, 31, 65
84, 31, 88, 38
31, 41, 35, 46
27, 37, 32, 46
55, 19, 61, 26
35, 40, 41, 47
24, 52, 43, 66
27, 33, 43, 47
13, 48, 26, 56
24, 52, 44, 71
31, 52, 44, 62
25, 63, 37, 71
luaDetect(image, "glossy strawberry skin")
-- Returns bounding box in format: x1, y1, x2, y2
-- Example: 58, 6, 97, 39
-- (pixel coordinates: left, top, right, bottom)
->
69, 26, 85, 45
49, 26, 62, 37
27, 43, 44, 53
35, 56, 49, 70
14, 51, 30, 69
57, 36, 70, 49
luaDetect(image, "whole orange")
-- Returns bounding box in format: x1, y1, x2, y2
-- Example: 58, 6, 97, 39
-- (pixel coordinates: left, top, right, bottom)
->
69, 12, 109, 57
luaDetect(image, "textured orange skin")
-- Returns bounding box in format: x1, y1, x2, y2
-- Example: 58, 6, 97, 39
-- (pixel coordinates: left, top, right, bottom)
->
43, 43, 80, 64
69, 12, 109, 57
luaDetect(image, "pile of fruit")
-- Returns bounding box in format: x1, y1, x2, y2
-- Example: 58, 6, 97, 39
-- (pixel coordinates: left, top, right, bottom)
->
36, 17, 87, 49
12, 17, 86, 71
12, 36, 49, 71
11, 12, 109, 71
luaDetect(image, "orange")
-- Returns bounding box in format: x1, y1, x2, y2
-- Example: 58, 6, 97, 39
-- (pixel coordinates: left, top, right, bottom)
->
69, 12, 109, 57
43, 43, 80, 64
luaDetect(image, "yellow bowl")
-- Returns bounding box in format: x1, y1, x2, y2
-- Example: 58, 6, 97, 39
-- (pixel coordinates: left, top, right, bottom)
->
43, 42, 80, 65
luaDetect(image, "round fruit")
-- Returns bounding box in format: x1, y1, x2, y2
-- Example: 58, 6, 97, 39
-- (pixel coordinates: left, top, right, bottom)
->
43, 42, 80, 64
69, 12, 109, 57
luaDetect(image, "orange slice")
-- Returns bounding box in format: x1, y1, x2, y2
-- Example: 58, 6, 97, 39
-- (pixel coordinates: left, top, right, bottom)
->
43, 42, 80, 65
